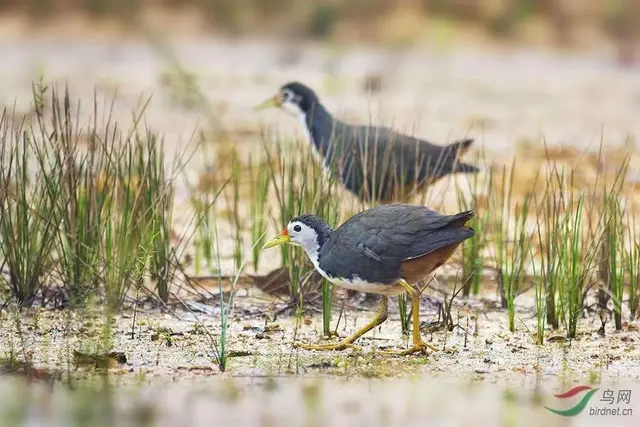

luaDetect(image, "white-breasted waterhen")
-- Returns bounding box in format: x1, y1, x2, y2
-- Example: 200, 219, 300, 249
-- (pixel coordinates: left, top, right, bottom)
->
256, 82, 479, 204
262, 203, 475, 355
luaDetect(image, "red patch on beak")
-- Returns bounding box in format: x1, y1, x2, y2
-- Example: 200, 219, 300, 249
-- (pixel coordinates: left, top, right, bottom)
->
280, 228, 289, 236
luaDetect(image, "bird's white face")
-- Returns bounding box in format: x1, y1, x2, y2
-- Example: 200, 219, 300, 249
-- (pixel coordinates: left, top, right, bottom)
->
262, 218, 324, 275
286, 221, 319, 254
279, 88, 307, 123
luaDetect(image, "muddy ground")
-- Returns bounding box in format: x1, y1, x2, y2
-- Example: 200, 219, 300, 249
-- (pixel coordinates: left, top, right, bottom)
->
1, 278, 639, 427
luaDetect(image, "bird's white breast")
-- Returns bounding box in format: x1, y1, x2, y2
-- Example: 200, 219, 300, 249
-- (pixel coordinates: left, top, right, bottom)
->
314, 265, 405, 297
305, 243, 404, 296
332, 275, 405, 296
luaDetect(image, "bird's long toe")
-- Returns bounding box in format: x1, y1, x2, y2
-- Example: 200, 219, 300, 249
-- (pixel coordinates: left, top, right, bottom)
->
382, 340, 438, 356
294, 341, 362, 352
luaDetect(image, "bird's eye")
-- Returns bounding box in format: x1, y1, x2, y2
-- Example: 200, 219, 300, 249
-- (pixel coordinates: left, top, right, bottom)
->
281, 90, 293, 102
293, 224, 302, 233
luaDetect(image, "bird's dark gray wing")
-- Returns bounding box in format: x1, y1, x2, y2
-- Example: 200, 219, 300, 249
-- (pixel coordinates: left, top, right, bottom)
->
318, 205, 474, 284
356, 205, 473, 260
399, 227, 475, 260
383, 130, 476, 182
323, 119, 476, 202
349, 125, 475, 198
336, 124, 407, 201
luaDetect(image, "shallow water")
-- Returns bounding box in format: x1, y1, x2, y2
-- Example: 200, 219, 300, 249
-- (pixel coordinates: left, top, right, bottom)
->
1, 374, 639, 427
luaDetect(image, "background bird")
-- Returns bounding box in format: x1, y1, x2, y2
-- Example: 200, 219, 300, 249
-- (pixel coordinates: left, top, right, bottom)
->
262, 203, 475, 355
256, 81, 479, 204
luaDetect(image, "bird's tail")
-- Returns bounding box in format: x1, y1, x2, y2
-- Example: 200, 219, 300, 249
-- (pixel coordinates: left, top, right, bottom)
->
421, 138, 478, 180
447, 138, 478, 175
454, 161, 480, 174
447, 138, 474, 156
449, 210, 474, 228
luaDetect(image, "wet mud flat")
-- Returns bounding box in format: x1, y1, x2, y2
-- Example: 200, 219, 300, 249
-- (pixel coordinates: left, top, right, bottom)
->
1, 281, 639, 426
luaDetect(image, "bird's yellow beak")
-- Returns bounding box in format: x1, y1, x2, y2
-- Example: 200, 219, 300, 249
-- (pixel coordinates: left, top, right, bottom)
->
262, 228, 290, 249
255, 94, 281, 110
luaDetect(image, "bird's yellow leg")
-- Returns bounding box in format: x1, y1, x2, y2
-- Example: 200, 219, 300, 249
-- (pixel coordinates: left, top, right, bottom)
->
383, 279, 438, 356
295, 297, 389, 352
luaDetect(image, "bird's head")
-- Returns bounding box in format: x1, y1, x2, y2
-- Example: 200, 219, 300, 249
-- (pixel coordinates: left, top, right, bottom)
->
255, 82, 319, 119
262, 214, 332, 256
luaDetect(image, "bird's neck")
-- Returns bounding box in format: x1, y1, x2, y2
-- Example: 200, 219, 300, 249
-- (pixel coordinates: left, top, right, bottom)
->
303, 226, 333, 270
305, 243, 322, 272
303, 102, 334, 154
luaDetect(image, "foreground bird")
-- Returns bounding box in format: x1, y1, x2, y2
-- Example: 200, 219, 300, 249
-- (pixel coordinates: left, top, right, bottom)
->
256, 82, 479, 204
262, 204, 475, 355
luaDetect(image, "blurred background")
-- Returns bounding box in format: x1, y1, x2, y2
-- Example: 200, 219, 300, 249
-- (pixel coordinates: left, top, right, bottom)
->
0, 0, 638, 163
1, 0, 639, 50
1, 0, 639, 149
